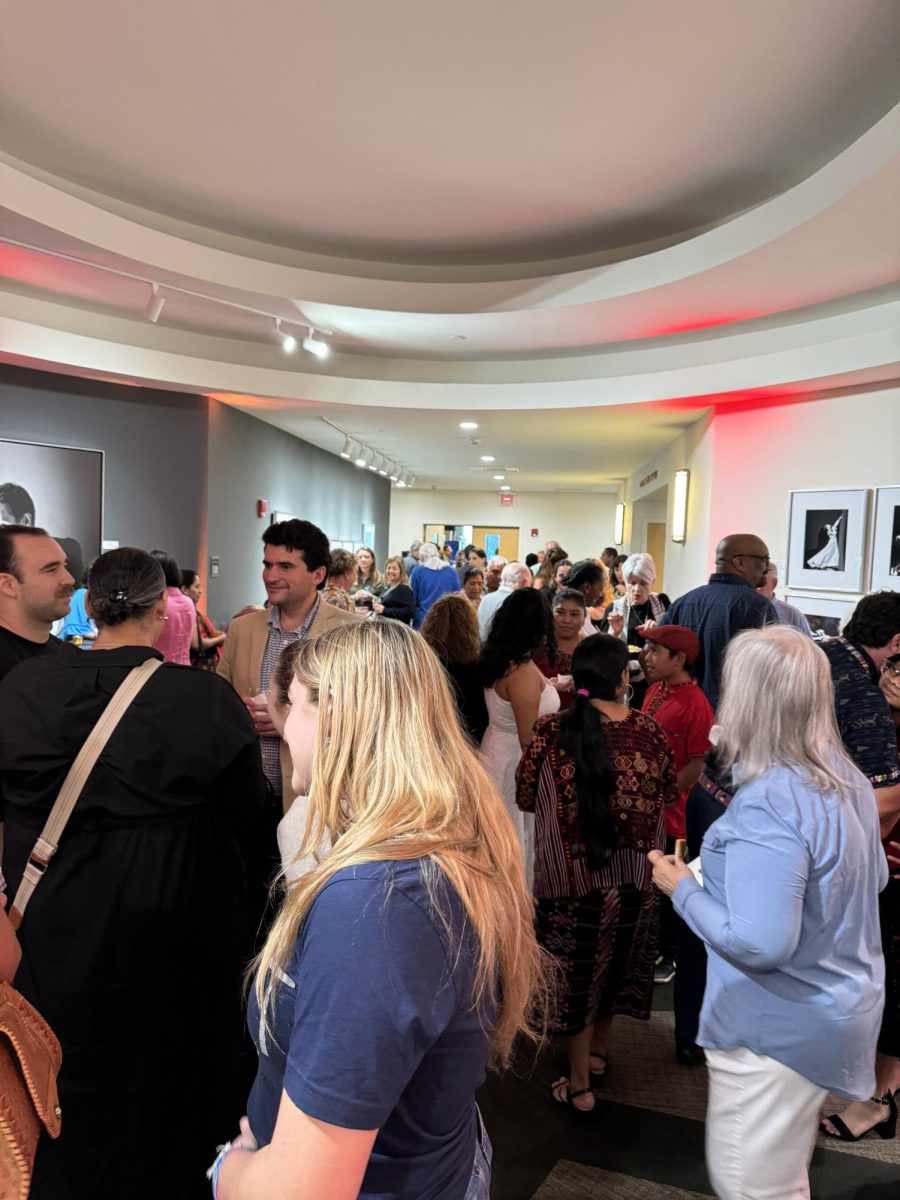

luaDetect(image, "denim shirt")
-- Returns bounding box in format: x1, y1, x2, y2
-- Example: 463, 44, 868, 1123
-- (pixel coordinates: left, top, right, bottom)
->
674, 763, 887, 1098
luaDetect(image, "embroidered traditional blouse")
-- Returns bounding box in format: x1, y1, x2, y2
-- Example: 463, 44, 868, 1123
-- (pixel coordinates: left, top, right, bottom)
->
516, 709, 675, 900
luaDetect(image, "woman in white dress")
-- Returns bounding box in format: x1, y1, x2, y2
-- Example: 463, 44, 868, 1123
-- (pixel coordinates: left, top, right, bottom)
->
479, 588, 560, 887
807, 514, 843, 569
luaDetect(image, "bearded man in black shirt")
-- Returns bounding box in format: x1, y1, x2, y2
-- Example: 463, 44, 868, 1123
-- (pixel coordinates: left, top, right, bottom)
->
0, 524, 75, 682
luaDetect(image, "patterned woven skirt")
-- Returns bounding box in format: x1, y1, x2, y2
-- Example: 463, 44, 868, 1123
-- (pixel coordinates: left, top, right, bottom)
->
537, 884, 658, 1036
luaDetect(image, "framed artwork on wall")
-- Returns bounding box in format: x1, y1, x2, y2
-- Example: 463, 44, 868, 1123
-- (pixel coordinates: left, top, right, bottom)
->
869, 486, 900, 592
361, 523, 375, 549
0, 438, 103, 582
786, 593, 856, 640
786, 488, 869, 593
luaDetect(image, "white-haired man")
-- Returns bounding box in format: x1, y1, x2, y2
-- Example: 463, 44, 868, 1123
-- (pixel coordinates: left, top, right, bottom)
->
478, 561, 532, 640
484, 555, 508, 595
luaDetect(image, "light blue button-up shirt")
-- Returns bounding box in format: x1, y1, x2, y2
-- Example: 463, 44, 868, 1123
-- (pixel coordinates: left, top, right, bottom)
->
674, 763, 887, 1099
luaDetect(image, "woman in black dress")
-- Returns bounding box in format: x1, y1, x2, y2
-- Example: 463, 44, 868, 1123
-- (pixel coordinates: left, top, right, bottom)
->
370, 556, 415, 624
0, 548, 272, 1200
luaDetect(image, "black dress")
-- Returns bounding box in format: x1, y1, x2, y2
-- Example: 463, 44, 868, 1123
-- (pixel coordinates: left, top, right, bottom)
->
379, 583, 415, 624
0, 646, 274, 1199
440, 657, 489, 745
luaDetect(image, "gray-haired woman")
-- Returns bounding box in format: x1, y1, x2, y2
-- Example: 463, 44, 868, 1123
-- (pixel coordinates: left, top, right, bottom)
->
601, 552, 670, 708
0, 547, 272, 1199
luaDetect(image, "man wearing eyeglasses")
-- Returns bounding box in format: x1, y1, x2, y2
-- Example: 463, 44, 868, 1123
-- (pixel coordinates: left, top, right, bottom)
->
657, 533, 776, 712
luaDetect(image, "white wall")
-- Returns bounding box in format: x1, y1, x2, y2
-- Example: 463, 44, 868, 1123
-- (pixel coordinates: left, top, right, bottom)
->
707, 386, 900, 602
388, 489, 619, 563
623, 411, 716, 601
622, 386, 900, 603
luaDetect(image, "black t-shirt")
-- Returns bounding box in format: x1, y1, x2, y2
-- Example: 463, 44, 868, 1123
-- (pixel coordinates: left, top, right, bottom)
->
0, 626, 75, 684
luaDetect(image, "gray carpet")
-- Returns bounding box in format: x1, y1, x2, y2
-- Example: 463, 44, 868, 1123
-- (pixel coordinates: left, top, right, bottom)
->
477, 1003, 900, 1198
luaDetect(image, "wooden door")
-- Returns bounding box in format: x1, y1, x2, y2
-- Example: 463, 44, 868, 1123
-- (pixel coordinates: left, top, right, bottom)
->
472, 526, 520, 561
646, 522, 666, 592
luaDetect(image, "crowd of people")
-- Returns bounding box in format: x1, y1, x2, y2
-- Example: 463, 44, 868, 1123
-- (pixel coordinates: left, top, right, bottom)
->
0, 516, 897, 1200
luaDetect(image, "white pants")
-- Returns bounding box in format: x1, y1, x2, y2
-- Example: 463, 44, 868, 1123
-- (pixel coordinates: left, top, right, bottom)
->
705, 1047, 827, 1200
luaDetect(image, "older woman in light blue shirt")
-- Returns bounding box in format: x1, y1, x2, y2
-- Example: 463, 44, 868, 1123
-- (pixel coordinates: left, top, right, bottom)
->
650, 626, 888, 1200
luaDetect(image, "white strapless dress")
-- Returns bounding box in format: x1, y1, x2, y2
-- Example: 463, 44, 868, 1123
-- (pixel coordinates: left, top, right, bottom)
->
480, 682, 560, 887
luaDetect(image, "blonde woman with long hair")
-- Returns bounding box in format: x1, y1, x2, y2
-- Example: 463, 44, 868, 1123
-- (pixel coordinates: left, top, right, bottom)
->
650, 626, 888, 1200
212, 619, 544, 1200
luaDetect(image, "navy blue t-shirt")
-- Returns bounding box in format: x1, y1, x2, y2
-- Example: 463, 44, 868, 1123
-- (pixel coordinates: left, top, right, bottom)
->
246, 859, 494, 1200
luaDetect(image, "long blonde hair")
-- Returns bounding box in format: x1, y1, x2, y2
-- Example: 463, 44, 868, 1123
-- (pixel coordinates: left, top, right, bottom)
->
253, 619, 546, 1065
716, 625, 859, 799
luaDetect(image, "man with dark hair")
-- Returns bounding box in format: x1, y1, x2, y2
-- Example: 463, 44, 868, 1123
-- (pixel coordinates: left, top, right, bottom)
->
601, 547, 618, 573
218, 520, 361, 808
658, 533, 775, 711
0, 525, 75, 681
819, 591, 900, 1140
0, 482, 36, 526
820, 593, 900, 835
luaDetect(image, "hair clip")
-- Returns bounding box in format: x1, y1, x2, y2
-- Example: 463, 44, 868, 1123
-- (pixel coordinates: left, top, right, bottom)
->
577, 688, 590, 697
112, 590, 129, 602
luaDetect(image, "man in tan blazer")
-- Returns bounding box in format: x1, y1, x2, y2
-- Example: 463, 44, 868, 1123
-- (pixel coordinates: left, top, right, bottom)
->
218, 519, 363, 810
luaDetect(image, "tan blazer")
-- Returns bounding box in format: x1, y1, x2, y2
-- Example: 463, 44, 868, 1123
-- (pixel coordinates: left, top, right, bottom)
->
218, 600, 363, 809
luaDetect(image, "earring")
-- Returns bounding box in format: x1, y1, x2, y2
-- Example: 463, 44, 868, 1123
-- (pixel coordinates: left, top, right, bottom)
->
156, 615, 169, 622
622, 684, 634, 705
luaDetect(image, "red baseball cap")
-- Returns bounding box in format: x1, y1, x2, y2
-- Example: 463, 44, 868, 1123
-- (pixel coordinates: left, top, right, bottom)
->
638, 624, 700, 663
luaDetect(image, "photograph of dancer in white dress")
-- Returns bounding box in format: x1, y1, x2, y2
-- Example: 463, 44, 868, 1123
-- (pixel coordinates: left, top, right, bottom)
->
803, 509, 847, 571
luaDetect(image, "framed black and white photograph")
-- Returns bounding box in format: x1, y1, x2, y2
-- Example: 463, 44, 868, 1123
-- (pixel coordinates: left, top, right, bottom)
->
869, 486, 900, 593
786, 488, 868, 592
786, 593, 856, 641
0, 439, 103, 582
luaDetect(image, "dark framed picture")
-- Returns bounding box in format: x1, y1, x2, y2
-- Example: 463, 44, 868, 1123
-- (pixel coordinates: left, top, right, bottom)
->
786, 489, 868, 592
870, 486, 900, 593
787, 594, 856, 641
0, 439, 104, 581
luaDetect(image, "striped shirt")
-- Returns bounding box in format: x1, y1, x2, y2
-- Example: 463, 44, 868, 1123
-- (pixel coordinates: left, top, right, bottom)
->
259, 597, 320, 796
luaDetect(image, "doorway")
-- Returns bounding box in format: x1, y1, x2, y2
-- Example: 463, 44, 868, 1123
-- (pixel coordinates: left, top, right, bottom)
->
646, 523, 667, 593
472, 526, 520, 561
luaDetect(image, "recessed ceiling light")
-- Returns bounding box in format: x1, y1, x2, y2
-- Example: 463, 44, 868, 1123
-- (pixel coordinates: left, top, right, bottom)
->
480, 455, 495, 463
500, 485, 512, 492
493, 474, 505, 481
459, 422, 478, 430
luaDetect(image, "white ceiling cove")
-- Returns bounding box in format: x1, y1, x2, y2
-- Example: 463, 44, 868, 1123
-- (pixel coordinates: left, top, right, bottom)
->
0, 0, 898, 488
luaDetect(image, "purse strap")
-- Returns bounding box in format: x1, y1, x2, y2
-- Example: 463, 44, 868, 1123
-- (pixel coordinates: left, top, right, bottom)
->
8, 658, 162, 930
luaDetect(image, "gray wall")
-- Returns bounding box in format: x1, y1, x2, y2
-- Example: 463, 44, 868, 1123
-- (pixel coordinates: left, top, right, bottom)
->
206, 401, 391, 624
0, 367, 391, 626
0, 365, 207, 571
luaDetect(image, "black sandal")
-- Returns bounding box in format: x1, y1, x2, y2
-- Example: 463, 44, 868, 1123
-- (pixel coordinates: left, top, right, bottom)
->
550, 1077, 596, 1124
588, 1052, 609, 1085
820, 1091, 897, 1142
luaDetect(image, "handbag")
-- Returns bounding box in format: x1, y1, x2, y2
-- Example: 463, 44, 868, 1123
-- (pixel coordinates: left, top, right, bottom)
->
0, 657, 161, 1199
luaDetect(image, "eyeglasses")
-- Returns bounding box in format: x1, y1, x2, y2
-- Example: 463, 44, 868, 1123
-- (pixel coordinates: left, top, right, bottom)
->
728, 554, 770, 564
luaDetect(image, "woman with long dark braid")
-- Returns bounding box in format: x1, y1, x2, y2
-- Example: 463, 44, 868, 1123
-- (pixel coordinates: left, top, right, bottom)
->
516, 634, 675, 1118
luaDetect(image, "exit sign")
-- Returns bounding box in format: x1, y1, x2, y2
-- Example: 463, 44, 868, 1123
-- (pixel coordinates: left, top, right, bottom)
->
499, 492, 515, 507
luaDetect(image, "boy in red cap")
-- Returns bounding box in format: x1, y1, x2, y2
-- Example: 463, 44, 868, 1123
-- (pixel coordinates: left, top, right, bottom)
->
639, 624, 715, 989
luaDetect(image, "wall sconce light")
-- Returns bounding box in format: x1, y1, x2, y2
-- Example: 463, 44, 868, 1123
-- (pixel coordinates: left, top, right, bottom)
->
614, 503, 625, 546
671, 469, 690, 543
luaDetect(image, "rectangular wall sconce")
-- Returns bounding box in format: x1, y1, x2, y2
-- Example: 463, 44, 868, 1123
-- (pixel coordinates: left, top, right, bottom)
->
614, 502, 625, 546
671, 469, 690, 543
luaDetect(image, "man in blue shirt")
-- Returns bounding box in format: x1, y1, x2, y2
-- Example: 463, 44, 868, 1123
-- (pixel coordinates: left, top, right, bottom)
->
659, 533, 775, 712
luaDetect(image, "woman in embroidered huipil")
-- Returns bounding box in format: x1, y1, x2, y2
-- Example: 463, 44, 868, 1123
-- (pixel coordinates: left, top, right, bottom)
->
516, 633, 675, 1117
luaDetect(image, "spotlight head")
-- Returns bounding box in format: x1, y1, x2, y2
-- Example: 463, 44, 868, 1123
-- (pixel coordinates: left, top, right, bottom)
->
145, 284, 166, 323
339, 436, 353, 459
302, 333, 330, 359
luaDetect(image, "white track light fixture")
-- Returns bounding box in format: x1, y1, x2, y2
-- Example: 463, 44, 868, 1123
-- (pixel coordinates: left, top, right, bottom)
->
389, 469, 399, 482
369, 455, 381, 473
378, 459, 390, 477
144, 284, 166, 323
339, 437, 353, 459
275, 319, 297, 353
355, 448, 372, 469
302, 331, 330, 359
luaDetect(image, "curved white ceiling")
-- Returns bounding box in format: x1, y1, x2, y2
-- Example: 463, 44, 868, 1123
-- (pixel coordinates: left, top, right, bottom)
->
0, 0, 898, 488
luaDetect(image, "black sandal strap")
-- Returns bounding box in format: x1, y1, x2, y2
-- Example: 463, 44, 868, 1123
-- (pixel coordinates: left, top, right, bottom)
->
569, 1087, 593, 1100
820, 1114, 854, 1141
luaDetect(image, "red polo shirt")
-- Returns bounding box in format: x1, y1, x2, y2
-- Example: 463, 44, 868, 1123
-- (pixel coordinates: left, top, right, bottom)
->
642, 678, 715, 839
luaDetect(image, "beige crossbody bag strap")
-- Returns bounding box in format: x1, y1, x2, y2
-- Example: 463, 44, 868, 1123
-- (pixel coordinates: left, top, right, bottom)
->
8, 658, 162, 930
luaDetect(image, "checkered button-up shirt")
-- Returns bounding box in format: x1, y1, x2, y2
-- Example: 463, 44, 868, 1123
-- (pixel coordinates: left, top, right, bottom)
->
258, 596, 320, 796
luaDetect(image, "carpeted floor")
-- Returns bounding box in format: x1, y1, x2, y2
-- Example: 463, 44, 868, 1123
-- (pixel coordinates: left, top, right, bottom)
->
477, 988, 900, 1199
